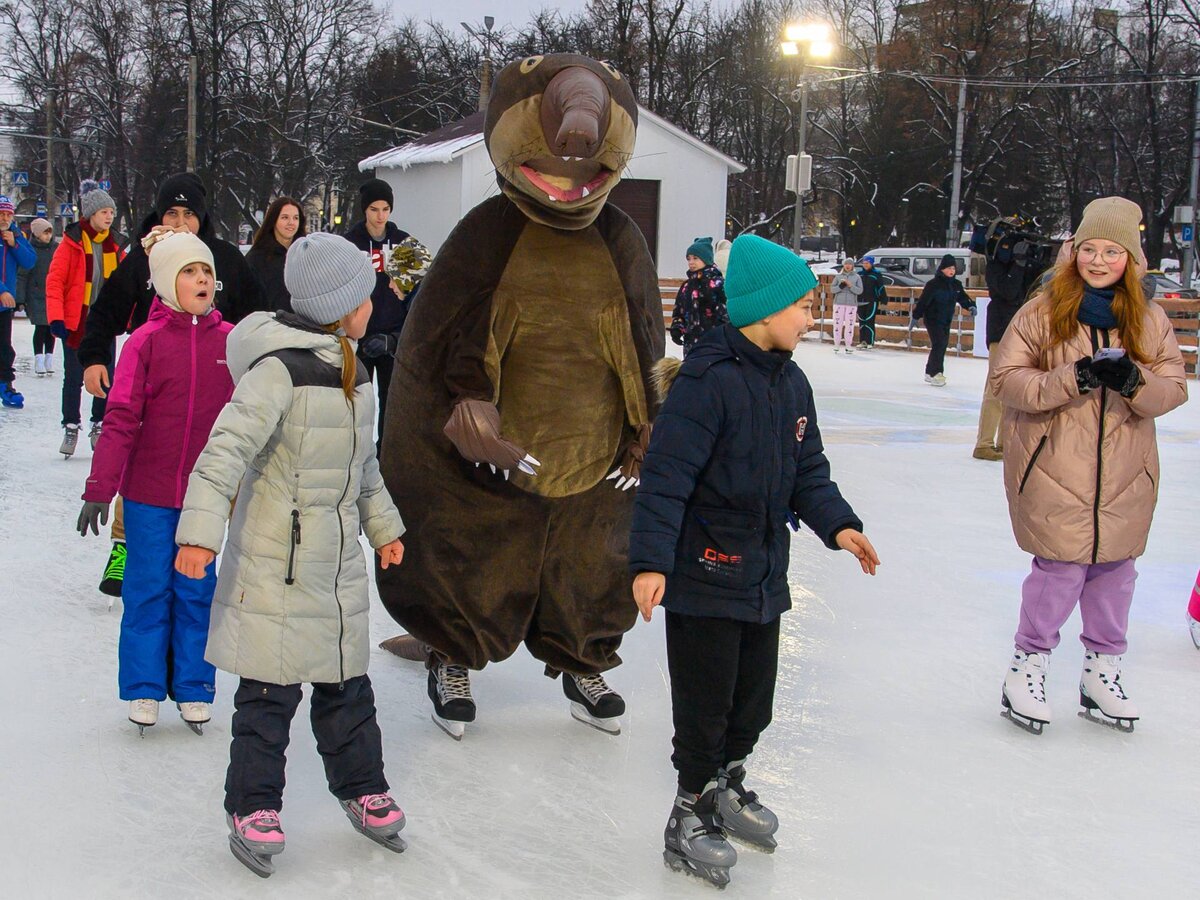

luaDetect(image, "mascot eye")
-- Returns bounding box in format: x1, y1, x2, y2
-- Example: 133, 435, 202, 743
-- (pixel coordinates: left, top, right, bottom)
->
600, 61, 622, 80
520, 55, 544, 74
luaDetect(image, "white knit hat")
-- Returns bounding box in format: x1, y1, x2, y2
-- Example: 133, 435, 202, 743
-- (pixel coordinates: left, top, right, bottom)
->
148, 232, 216, 311
284, 232, 376, 324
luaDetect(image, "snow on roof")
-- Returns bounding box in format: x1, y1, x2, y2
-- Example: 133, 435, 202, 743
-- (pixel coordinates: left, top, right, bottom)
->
358, 111, 486, 172
358, 106, 745, 174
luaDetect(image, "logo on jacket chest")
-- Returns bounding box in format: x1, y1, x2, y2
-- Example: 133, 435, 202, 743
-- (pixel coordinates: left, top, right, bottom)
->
795, 416, 808, 443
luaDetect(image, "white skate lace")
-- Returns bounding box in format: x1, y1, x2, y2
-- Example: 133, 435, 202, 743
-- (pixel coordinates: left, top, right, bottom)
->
438, 664, 473, 702
133, 698, 156, 716
573, 673, 614, 703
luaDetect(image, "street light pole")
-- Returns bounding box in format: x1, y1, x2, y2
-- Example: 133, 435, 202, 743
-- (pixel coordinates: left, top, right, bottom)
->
45, 87, 55, 229
793, 77, 808, 254
1183, 79, 1200, 289
947, 76, 967, 248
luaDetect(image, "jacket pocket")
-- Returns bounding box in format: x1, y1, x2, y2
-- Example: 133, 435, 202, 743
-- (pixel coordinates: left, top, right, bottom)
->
675, 506, 769, 590
285, 509, 301, 585
1018, 436, 1048, 495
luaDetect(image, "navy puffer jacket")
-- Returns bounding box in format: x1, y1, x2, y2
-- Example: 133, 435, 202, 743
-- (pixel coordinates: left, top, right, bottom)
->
630, 324, 862, 623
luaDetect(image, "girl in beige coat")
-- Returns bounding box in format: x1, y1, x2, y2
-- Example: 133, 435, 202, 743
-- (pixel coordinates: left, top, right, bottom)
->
990, 197, 1187, 734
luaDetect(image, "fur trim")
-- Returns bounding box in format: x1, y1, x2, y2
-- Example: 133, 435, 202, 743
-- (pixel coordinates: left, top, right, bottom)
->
652, 357, 682, 404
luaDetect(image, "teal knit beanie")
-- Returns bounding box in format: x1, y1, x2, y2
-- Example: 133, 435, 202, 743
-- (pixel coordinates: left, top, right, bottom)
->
724, 235, 818, 327
686, 236, 714, 266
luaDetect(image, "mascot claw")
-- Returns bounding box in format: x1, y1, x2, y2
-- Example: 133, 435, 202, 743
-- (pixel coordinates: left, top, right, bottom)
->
517, 454, 541, 476
606, 468, 640, 491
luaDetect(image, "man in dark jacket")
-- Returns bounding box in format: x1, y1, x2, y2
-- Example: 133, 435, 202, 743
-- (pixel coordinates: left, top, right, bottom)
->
629, 234, 877, 879
343, 178, 412, 449
913, 253, 976, 386
78, 172, 265, 396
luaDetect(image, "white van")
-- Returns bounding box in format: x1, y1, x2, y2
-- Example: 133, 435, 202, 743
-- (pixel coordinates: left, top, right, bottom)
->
862, 247, 983, 287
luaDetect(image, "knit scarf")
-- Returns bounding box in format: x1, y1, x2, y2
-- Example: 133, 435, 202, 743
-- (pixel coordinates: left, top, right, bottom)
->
1077, 285, 1118, 330
72, 222, 123, 348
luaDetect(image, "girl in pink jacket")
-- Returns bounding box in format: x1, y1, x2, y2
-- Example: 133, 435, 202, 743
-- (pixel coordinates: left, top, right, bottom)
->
1188, 572, 1200, 649
76, 232, 234, 735
991, 197, 1187, 736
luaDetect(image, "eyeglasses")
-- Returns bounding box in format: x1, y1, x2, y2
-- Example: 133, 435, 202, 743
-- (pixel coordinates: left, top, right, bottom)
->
1077, 246, 1127, 265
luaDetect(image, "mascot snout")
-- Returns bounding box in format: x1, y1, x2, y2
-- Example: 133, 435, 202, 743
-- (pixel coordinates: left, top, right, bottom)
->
541, 66, 611, 158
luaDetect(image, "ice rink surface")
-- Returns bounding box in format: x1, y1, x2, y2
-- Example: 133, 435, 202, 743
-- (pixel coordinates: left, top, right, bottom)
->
2, 316, 1197, 899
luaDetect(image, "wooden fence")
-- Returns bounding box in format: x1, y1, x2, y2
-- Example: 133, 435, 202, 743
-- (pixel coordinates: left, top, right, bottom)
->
659, 275, 1200, 374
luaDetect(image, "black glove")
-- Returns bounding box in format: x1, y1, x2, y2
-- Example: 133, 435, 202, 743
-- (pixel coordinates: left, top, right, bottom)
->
1075, 358, 1100, 393
77, 501, 110, 537
358, 333, 394, 359
50, 320, 69, 340
1091, 355, 1140, 397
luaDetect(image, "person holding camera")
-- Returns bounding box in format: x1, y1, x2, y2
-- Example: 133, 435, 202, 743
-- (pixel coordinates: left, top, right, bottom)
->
830, 257, 862, 353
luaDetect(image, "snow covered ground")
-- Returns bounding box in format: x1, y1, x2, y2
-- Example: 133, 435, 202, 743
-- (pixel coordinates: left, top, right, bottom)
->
2, 316, 1198, 899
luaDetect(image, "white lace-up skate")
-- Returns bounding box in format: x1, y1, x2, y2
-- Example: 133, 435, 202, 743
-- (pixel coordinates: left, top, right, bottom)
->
1001, 649, 1051, 735
128, 698, 158, 737
1079, 650, 1138, 732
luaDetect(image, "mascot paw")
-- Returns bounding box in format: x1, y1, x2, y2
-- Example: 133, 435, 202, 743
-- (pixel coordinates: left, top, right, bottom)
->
607, 423, 651, 490
445, 398, 542, 477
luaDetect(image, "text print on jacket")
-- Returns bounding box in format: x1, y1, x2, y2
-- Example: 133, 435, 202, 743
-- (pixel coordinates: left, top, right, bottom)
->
629, 324, 862, 624
176, 312, 404, 685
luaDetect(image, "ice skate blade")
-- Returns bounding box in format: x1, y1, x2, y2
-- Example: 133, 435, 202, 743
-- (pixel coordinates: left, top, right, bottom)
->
228, 835, 275, 878
185, 722, 205, 736
724, 829, 777, 853
570, 702, 621, 735
1000, 692, 1047, 735
663, 848, 730, 889
432, 712, 466, 741
347, 819, 407, 854
130, 720, 154, 738
1077, 708, 1135, 733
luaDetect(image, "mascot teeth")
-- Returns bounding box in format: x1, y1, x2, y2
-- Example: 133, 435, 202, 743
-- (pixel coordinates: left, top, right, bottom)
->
581, 187, 590, 198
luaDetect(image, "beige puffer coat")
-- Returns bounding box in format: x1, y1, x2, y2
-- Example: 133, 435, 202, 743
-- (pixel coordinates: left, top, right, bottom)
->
989, 297, 1186, 564
177, 312, 404, 685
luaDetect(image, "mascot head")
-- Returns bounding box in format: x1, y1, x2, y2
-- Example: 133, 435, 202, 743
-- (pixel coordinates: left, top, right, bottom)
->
485, 53, 637, 230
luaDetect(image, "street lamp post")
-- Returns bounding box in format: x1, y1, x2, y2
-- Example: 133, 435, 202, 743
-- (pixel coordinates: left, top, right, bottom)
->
781, 25, 833, 255
462, 17, 497, 112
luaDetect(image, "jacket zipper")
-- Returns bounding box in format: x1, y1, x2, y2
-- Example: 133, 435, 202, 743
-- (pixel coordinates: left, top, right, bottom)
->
285, 509, 301, 585
175, 315, 199, 506
1090, 327, 1109, 565
1018, 436, 1048, 494
761, 367, 783, 623
332, 394, 356, 685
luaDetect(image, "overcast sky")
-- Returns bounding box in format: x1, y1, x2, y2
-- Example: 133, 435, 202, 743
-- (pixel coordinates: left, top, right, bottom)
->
387, 0, 592, 30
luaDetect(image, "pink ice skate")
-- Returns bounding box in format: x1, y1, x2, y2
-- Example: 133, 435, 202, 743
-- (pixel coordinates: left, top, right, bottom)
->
227, 809, 285, 877
339, 793, 407, 852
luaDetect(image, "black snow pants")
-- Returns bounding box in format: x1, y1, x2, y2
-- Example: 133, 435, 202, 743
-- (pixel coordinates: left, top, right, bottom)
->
924, 319, 951, 376
224, 675, 389, 817
666, 610, 780, 795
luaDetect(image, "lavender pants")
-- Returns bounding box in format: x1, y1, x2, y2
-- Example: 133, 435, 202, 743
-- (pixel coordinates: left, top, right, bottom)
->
1015, 557, 1137, 656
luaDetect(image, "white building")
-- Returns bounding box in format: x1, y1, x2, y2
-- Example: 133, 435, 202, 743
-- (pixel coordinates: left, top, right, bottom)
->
358, 108, 745, 277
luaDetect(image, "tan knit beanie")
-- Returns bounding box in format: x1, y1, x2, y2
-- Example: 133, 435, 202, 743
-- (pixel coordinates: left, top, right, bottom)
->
1073, 196, 1143, 259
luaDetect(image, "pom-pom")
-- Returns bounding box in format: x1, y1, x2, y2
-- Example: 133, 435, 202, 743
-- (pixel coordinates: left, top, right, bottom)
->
80, 178, 100, 195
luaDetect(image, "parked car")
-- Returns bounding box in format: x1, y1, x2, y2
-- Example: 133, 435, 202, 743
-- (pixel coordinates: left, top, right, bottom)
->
859, 266, 926, 289
1145, 270, 1199, 300
861, 246, 983, 285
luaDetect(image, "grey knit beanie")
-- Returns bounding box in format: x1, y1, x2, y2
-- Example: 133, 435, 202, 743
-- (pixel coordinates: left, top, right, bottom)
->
1073, 196, 1143, 260
80, 180, 116, 220
284, 232, 376, 325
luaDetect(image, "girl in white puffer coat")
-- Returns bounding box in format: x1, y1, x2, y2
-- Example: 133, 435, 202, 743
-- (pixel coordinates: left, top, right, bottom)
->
175, 233, 407, 876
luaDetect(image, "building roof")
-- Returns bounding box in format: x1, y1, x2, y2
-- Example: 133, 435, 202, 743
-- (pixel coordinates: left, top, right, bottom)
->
358, 107, 745, 174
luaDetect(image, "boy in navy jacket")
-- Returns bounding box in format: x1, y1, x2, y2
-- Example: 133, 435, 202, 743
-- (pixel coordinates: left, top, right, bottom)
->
630, 234, 879, 887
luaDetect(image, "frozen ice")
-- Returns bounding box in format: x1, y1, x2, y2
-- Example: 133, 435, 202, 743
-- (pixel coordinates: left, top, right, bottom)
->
1, 317, 1197, 898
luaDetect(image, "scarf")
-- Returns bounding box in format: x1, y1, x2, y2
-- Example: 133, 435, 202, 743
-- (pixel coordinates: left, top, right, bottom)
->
1077, 285, 1118, 330
72, 223, 124, 348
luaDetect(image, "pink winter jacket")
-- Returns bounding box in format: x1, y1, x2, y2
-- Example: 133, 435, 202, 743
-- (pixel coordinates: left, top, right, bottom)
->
84, 299, 234, 508
990, 296, 1187, 564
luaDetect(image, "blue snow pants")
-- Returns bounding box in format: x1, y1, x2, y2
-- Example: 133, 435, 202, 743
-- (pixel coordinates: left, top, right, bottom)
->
118, 499, 217, 702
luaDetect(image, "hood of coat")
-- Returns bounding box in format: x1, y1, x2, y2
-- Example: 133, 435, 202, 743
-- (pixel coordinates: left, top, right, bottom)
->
226, 310, 346, 383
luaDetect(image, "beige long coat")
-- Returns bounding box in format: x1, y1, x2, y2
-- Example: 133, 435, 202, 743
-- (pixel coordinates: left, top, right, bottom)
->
989, 297, 1187, 564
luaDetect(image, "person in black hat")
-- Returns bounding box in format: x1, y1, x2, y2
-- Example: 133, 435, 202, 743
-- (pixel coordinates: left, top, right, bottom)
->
343, 177, 413, 450
912, 254, 976, 386
74, 171, 266, 598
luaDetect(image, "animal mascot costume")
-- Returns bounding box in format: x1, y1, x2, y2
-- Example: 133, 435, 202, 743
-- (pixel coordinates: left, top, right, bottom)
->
376, 54, 665, 739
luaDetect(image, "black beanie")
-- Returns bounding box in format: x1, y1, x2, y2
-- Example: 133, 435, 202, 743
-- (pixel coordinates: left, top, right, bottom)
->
939, 253, 958, 272
156, 172, 207, 221
359, 178, 393, 212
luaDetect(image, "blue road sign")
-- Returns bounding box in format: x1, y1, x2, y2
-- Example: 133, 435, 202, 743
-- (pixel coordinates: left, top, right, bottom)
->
36, 203, 46, 215
11, 171, 29, 186
1183, 224, 1194, 243
59, 203, 74, 217
98, 179, 111, 191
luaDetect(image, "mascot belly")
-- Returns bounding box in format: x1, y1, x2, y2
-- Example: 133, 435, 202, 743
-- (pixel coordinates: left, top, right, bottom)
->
376, 54, 664, 737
